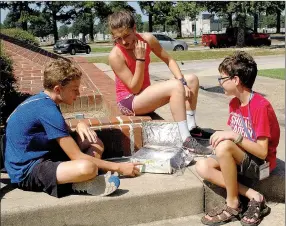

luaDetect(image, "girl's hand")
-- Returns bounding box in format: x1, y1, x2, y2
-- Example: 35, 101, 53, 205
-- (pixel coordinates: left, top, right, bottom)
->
134, 40, 147, 60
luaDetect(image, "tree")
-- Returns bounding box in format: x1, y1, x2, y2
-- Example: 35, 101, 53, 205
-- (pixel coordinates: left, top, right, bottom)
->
139, 2, 156, 32
153, 1, 173, 32
170, 2, 203, 37
58, 25, 69, 38
266, 1, 285, 33
135, 14, 143, 32
143, 21, 149, 32
248, 2, 267, 32
28, 12, 53, 38
202, 1, 235, 28
41, 1, 76, 42
107, 2, 135, 13
1, 1, 40, 31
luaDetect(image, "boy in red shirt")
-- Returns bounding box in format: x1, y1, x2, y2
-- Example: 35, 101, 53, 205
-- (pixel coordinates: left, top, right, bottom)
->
196, 51, 280, 226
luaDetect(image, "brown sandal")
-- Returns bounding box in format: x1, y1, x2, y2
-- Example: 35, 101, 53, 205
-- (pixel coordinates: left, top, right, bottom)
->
240, 198, 271, 226
201, 203, 242, 226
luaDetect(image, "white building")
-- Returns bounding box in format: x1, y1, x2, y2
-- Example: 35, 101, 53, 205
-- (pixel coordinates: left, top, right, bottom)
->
181, 12, 223, 37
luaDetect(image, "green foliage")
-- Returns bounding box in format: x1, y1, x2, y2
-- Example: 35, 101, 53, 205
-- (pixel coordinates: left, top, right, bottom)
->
135, 14, 143, 32
1, 28, 39, 46
0, 53, 30, 127
71, 14, 90, 37
28, 12, 53, 38
58, 25, 70, 38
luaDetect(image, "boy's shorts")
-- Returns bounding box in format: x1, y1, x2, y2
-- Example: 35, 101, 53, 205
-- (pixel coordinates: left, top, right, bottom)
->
17, 139, 75, 198
17, 156, 72, 198
210, 152, 264, 186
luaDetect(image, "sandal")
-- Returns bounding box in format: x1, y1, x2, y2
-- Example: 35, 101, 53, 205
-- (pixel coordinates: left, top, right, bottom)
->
201, 203, 242, 226
240, 197, 271, 226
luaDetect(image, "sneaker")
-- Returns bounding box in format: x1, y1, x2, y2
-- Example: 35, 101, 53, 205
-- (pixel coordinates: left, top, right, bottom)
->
72, 171, 120, 196
190, 126, 213, 140
182, 136, 213, 155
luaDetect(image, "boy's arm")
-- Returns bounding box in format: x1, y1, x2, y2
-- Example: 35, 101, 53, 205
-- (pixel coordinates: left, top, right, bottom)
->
56, 136, 141, 176
235, 135, 268, 160
210, 131, 268, 160
143, 33, 184, 80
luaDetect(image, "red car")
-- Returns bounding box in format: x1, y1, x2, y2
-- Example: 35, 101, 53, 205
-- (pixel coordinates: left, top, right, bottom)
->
202, 27, 271, 48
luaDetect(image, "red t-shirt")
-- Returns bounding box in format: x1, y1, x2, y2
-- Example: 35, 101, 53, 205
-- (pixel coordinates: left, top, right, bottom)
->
227, 93, 280, 171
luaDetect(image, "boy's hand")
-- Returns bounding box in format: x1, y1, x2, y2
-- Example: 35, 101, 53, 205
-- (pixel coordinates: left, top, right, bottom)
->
118, 162, 143, 177
210, 131, 237, 148
76, 122, 97, 143
134, 40, 147, 60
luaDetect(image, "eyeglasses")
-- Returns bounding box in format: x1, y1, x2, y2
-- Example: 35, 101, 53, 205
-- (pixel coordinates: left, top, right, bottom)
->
217, 76, 232, 83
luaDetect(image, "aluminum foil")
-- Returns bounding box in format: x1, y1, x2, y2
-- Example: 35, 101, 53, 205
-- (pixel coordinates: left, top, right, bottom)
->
131, 121, 194, 174
142, 121, 183, 147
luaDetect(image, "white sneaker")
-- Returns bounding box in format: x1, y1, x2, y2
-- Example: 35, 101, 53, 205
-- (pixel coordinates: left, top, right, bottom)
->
72, 171, 120, 196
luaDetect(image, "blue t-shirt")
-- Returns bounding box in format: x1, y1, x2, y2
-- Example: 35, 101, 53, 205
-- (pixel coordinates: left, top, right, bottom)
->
4, 92, 70, 183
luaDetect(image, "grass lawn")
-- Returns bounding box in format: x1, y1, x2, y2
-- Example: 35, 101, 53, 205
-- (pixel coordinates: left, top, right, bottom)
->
91, 46, 113, 53
258, 68, 285, 80
87, 48, 285, 65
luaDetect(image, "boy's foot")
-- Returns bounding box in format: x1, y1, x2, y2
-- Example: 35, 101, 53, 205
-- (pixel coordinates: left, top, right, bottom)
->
190, 126, 213, 140
182, 136, 213, 155
72, 172, 120, 196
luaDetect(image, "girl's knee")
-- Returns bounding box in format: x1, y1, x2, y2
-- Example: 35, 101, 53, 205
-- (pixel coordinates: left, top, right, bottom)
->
76, 160, 98, 178
185, 74, 199, 86
172, 79, 185, 92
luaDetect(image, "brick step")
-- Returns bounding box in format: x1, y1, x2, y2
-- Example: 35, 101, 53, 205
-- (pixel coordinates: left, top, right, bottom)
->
1, 169, 204, 226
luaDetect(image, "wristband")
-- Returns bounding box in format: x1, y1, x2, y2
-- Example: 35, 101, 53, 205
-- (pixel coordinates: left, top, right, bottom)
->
179, 77, 187, 86
233, 134, 243, 144
136, 59, 145, 62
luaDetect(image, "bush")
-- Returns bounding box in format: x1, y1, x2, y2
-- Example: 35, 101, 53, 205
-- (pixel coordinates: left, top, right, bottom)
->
0, 50, 30, 128
1, 28, 39, 46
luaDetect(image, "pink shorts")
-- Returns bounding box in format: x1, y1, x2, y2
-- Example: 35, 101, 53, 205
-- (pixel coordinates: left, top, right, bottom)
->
117, 94, 135, 116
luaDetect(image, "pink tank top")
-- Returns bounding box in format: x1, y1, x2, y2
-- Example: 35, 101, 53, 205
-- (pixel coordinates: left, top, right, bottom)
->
114, 33, 151, 102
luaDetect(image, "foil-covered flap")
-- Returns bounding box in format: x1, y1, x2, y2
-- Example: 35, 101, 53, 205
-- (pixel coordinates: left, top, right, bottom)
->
142, 121, 183, 147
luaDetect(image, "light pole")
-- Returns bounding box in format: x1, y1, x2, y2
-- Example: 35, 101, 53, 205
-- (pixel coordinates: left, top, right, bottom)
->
194, 17, 198, 45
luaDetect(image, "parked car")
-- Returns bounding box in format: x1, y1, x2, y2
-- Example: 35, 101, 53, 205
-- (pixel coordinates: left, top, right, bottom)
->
152, 33, 188, 51
53, 39, 91, 55
201, 27, 271, 49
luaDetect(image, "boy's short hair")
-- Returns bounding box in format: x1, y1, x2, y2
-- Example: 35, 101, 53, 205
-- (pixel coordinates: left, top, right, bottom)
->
43, 59, 82, 90
108, 10, 135, 32
218, 51, 257, 89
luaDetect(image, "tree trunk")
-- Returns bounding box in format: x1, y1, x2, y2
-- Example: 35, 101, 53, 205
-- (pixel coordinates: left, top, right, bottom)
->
177, 19, 182, 38
89, 13, 94, 42
148, 14, 153, 32
228, 13, 233, 27
19, 2, 28, 31
276, 8, 281, 33
236, 3, 246, 47
52, 10, 58, 42
253, 13, 258, 33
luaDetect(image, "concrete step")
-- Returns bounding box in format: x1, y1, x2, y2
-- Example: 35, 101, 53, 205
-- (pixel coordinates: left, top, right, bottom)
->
1, 168, 204, 226
133, 202, 285, 226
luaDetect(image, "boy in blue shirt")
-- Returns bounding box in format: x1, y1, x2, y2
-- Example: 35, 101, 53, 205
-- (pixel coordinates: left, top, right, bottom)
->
5, 59, 141, 198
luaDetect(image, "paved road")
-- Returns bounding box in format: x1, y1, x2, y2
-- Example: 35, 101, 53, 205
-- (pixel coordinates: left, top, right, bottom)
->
148, 55, 285, 80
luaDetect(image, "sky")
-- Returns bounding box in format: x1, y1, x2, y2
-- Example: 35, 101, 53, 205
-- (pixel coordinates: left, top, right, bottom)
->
0, 2, 148, 24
